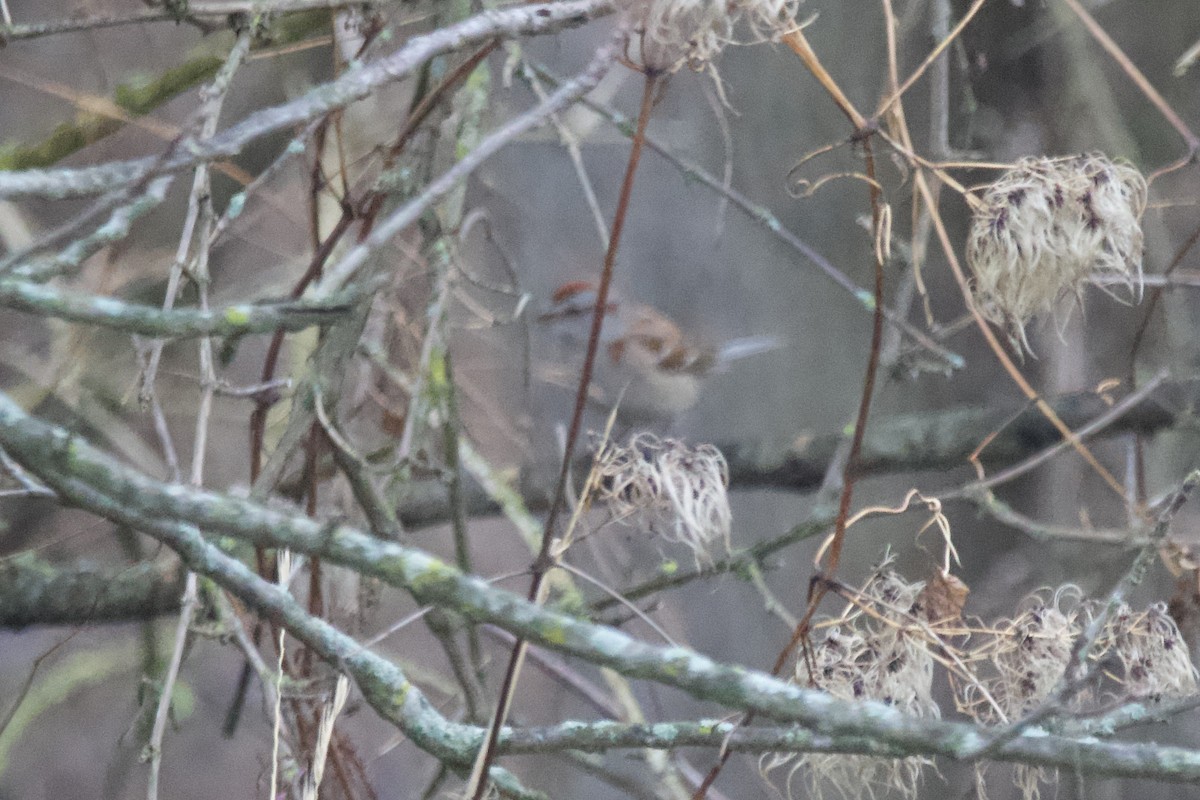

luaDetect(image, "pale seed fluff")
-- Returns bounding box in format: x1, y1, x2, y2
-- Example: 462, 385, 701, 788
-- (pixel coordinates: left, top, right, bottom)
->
619, 0, 800, 73
966, 153, 1147, 353
761, 568, 937, 800
960, 587, 1086, 800
958, 590, 1199, 800
594, 433, 731, 564
1099, 601, 1198, 702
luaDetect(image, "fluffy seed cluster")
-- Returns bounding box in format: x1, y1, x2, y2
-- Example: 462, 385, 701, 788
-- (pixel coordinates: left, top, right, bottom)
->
959, 589, 1197, 800
759, 570, 1199, 800
962, 587, 1086, 725
619, 0, 800, 72
593, 433, 731, 563
966, 153, 1147, 353
959, 588, 1085, 800
762, 568, 937, 800
1100, 601, 1199, 701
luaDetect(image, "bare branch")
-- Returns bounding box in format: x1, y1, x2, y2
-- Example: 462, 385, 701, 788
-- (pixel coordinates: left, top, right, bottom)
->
0, 0, 613, 199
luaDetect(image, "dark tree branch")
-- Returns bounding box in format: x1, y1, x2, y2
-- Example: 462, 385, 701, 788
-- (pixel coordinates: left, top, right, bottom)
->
0, 553, 184, 628
394, 377, 1193, 527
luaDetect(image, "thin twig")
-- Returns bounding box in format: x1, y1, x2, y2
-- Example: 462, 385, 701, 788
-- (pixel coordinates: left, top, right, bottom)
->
310, 32, 618, 299
967, 491, 1149, 547
692, 28, 890, 797
141, 30, 253, 396
942, 370, 1171, 498
1059, 0, 1200, 151
873, 0, 987, 118
522, 63, 963, 371
0, 9, 184, 42
0, 0, 614, 200
517, 58, 610, 249
145, 31, 250, 800
464, 36, 633, 799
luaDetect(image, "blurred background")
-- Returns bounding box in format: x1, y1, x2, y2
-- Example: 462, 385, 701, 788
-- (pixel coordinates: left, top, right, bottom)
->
2, 0, 1200, 797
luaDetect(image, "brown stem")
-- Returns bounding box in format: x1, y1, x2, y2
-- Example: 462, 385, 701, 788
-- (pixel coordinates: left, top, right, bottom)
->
467, 68, 660, 800
693, 33, 888, 797
248, 40, 493, 486
357, 40, 499, 238
1060, 0, 1200, 151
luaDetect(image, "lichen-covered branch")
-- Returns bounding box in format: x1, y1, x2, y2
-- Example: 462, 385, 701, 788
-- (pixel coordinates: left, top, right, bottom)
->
3, 389, 1200, 782
0, 278, 360, 337
1, 9, 184, 42
0, 553, 184, 628
0, 11, 330, 170
724, 377, 1183, 490
1, 176, 174, 279
0, 416, 541, 793
307, 25, 622, 296
0, 0, 613, 200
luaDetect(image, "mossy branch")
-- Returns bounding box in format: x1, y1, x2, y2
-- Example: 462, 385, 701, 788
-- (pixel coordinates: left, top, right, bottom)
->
0, 277, 361, 337
0, 553, 185, 628
392, 377, 1191, 528
0, 0, 612, 199
0, 12, 330, 171
3, 390, 1200, 782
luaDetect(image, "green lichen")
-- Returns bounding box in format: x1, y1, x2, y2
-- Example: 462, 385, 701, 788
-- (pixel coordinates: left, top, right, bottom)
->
540, 621, 568, 646
114, 56, 225, 116
4, 551, 58, 579
224, 306, 250, 326
659, 650, 691, 678
548, 582, 587, 616
408, 560, 456, 594
0, 13, 330, 170
0, 117, 119, 171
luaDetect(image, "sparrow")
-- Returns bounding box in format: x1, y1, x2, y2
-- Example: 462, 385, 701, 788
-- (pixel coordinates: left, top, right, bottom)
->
537, 280, 779, 425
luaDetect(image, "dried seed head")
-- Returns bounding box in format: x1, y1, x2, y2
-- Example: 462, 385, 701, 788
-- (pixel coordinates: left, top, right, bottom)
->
594, 433, 731, 563
761, 747, 930, 800
847, 570, 939, 718
796, 568, 937, 718
964, 588, 1087, 725
1100, 602, 1199, 701
619, 0, 800, 73
762, 567, 936, 800
966, 153, 1147, 353
959, 587, 1088, 800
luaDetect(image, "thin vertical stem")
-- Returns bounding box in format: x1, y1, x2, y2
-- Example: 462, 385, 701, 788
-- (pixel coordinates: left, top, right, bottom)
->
465, 64, 656, 800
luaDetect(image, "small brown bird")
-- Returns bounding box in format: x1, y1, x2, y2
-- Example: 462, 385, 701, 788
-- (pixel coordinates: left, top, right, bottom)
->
538, 280, 779, 425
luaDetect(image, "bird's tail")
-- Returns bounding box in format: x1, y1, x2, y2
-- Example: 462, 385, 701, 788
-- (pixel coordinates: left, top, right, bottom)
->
714, 335, 783, 371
